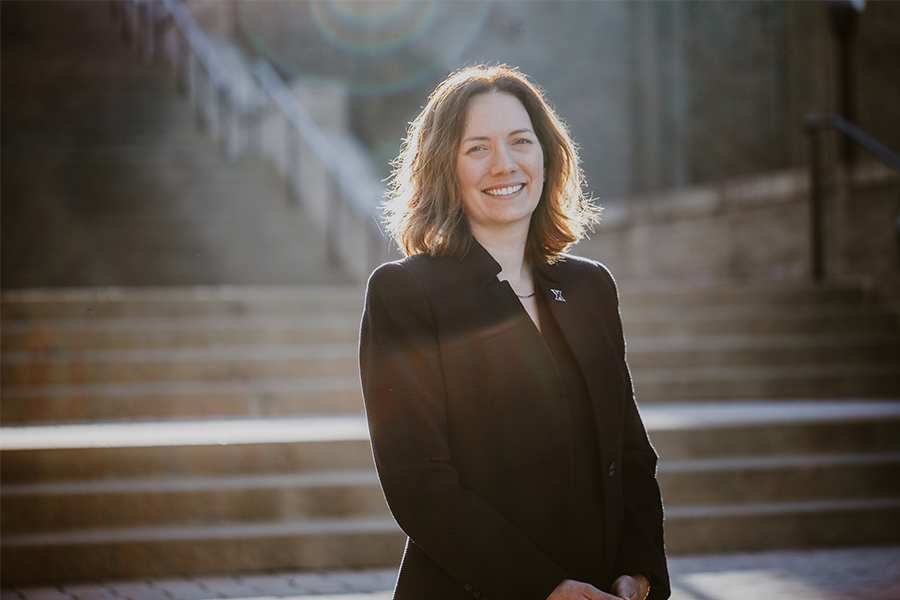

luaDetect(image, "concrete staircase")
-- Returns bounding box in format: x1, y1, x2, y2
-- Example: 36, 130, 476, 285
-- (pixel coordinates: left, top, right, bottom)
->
1, 0, 351, 288
0, 286, 404, 584
2, 283, 899, 584
623, 284, 900, 401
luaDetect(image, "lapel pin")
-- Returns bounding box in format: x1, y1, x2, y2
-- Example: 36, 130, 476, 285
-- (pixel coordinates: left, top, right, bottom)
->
551, 289, 565, 302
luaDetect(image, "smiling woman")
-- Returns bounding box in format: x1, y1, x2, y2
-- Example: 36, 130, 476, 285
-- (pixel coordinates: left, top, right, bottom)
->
383, 65, 596, 265
361, 65, 669, 600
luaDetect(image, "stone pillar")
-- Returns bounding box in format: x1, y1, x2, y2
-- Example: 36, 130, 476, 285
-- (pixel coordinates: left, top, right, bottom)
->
627, 1, 688, 195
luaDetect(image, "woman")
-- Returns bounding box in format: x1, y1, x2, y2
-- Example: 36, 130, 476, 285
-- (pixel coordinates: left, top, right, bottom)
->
359, 65, 669, 600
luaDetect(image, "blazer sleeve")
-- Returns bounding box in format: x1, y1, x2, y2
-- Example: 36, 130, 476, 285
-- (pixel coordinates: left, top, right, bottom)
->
596, 266, 670, 600
359, 262, 569, 600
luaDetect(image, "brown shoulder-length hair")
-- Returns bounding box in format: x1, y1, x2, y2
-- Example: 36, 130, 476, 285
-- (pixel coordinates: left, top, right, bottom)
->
383, 64, 600, 265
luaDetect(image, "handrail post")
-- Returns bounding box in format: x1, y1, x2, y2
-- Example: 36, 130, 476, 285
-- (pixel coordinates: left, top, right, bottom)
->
218, 86, 230, 157
808, 124, 825, 282
131, 1, 140, 55
286, 126, 299, 204
172, 30, 184, 94
145, 0, 155, 62
326, 182, 341, 267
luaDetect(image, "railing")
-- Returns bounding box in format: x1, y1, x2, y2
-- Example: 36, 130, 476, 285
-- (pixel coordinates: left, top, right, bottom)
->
111, 0, 391, 279
803, 113, 900, 282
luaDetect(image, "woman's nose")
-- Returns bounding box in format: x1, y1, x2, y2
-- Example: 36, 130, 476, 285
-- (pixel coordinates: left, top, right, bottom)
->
489, 147, 517, 175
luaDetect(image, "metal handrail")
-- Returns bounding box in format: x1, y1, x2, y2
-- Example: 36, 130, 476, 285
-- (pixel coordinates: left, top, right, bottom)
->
160, 0, 233, 93
116, 0, 240, 151
252, 60, 381, 221
803, 113, 900, 282
114, 0, 390, 277
804, 114, 900, 171
251, 60, 385, 266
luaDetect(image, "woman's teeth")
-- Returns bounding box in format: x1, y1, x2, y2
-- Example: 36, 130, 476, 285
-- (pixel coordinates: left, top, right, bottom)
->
485, 184, 524, 196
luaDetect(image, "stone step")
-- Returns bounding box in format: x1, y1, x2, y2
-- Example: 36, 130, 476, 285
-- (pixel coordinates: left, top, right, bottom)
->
5, 310, 892, 353
0, 343, 359, 386
2, 95, 191, 117
1, 58, 178, 82
0, 517, 407, 586
4, 129, 212, 149
627, 333, 900, 368
622, 307, 897, 337
9, 157, 280, 176
2, 284, 876, 319
658, 452, 900, 506
0, 287, 365, 320
618, 283, 872, 308
634, 362, 900, 400
1, 314, 361, 351
0, 376, 364, 424
664, 498, 900, 554
4, 349, 894, 394
0, 416, 375, 484
1, 470, 389, 534
3, 0, 354, 290
1, 401, 898, 583
4, 402, 898, 482
3, 0, 134, 36
4, 143, 235, 164
643, 400, 900, 459
4, 499, 900, 585
5, 452, 897, 535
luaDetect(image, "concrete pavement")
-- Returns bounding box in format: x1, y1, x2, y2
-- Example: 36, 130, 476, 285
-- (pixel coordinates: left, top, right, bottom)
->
3, 546, 898, 600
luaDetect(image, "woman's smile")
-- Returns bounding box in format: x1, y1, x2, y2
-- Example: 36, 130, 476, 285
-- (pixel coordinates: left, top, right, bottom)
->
484, 183, 525, 196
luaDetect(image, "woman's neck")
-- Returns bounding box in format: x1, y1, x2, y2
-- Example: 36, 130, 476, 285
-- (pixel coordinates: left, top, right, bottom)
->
470, 223, 531, 291
471, 222, 540, 331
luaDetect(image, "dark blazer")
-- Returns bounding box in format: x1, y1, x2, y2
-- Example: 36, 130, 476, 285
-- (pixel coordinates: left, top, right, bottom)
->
359, 241, 669, 600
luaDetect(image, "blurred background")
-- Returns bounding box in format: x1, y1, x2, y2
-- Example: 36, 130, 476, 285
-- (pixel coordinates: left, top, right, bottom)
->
1, 0, 899, 592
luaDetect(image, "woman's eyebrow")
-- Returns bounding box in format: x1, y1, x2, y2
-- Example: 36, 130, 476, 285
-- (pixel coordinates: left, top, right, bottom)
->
461, 128, 535, 143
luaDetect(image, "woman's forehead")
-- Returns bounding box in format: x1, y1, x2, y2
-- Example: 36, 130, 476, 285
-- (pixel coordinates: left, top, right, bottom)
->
461, 92, 534, 136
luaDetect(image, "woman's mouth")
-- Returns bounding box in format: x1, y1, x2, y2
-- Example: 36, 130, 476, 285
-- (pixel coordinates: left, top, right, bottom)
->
484, 184, 525, 197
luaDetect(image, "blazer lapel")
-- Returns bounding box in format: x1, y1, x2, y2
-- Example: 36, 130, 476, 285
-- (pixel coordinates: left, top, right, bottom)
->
533, 260, 627, 470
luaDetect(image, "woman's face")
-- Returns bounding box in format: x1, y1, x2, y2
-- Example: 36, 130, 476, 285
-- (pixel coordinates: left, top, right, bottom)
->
456, 92, 544, 238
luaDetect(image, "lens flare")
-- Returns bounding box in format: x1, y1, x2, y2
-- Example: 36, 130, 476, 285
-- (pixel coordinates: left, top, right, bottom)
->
310, 0, 437, 55
296, 0, 494, 95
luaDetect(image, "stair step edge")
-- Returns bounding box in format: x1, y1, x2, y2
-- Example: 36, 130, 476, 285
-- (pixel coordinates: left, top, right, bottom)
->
0, 470, 380, 496
667, 497, 900, 519
659, 451, 900, 472
0, 517, 401, 547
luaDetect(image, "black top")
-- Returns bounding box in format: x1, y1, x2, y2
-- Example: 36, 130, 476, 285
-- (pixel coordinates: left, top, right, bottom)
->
537, 289, 606, 582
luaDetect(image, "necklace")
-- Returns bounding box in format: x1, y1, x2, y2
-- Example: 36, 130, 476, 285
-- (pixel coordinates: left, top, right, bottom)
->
515, 292, 535, 299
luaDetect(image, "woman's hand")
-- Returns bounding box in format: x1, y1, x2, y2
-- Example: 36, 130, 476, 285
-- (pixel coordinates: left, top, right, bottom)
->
611, 575, 649, 600
547, 579, 624, 600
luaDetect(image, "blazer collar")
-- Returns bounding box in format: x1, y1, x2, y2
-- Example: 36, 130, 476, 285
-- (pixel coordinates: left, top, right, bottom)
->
533, 257, 561, 285
459, 240, 564, 287
458, 239, 503, 287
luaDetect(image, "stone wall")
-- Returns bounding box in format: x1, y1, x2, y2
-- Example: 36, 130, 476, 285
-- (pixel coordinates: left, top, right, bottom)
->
830, 164, 900, 305
229, 1, 900, 201
575, 161, 900, 306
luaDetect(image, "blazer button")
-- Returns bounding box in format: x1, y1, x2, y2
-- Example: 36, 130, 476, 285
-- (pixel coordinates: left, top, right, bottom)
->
608, 462, 616, 477
474, 593, 482, 599
464, 584, 474, 593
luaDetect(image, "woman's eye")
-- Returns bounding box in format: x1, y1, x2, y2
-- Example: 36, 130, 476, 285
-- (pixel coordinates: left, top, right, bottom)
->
465, 145, 485, 154
513, 138, 532, 146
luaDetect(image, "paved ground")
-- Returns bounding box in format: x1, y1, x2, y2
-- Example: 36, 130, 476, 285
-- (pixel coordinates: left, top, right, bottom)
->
3, 546, 898, 600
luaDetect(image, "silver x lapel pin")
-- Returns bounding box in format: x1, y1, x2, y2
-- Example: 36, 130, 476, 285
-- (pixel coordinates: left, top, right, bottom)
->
551, 289, 565, 302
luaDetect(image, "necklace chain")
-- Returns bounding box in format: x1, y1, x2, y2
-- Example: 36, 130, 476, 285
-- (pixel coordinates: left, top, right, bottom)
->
515, 292, 535, 299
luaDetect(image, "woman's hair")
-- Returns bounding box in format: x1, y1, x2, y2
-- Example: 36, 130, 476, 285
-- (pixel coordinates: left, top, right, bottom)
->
383, 64, 599, 265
